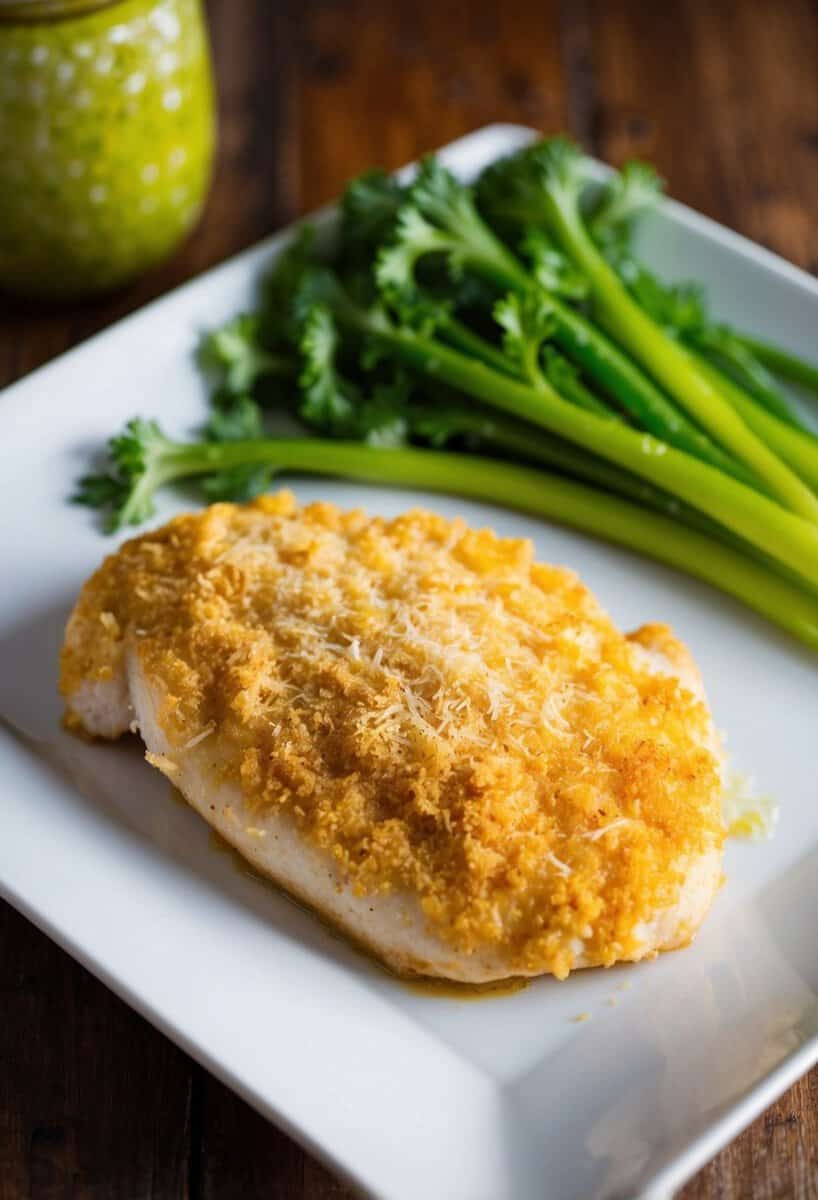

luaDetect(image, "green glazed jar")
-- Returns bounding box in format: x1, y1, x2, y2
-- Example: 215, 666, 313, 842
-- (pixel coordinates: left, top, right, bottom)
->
0, 0, 215, 298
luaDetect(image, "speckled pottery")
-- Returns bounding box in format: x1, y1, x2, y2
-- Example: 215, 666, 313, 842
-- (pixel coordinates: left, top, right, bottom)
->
0, 0, 215, 298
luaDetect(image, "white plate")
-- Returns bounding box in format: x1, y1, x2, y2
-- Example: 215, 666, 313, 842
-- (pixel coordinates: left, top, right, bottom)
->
2, 124, 818, 1200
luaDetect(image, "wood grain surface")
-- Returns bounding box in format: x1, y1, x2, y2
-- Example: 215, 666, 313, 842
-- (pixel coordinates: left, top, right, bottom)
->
2, 1, 818, 1196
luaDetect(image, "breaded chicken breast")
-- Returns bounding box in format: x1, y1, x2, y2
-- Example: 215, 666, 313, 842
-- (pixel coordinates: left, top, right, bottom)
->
61, 492, 725, 981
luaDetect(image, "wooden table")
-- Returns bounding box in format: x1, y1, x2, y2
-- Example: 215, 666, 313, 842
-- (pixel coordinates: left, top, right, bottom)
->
2, 1, 818, 1195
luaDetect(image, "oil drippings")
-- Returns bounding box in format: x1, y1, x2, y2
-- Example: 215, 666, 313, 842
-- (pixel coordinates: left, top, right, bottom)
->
168, 784, 190, 808
205, 824, 529, 1002
399, 974, 530, 1001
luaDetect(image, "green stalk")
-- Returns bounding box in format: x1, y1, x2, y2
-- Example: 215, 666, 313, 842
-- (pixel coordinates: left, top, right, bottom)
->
545, 196, 818, 522
467, 411, 717, 531
418, 210, 756, 485
541, 351, 614, 418
694, 355, 818, 494
437, 313, 522, 377
441, 312, 616, 419
347, 316, 818, 589
153, 438, 818, 651
735, 333, 818, 396
546, 299, 751, 470
695, 343, 805, 430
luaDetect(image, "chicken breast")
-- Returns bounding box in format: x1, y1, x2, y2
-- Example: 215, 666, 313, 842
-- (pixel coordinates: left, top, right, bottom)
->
60, 492, 725, 982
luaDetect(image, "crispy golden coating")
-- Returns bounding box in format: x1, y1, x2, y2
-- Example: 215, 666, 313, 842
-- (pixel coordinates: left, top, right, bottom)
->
61, 492, 724, 978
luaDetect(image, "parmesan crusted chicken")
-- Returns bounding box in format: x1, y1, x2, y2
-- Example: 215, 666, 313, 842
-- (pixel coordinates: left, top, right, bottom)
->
61, 492, 725, 982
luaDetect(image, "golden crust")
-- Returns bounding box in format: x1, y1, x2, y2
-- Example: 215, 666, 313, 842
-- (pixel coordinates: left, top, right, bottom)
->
61, 492, 724, 979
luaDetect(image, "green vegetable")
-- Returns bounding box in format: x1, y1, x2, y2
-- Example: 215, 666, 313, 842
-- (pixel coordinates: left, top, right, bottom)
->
436, 312, 524, 377
340, 169, 406, 267
418, 403, 725, 538
477, 138, 818, 522
587, 165, 815, 428
198, 313, 292, 397
693, 354, 818, 493
382, 159, 752, 482
493, 292, 558, 396
733, 333, 818, 397
610, 258, 806, 431
688, 327, 804, 429
541, 348, 614, 418
519, 229, 588, 301
588, 160, 665, 248
299, 304, 362, 434
298, 305, 410, 446
546, 301, 750, 478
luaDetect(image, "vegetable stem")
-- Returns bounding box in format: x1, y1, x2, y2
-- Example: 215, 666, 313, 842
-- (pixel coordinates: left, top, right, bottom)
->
735, 334, 818, 396
695, 341, 805, 430
437, 313, 523, 377
547, 200, 818, 522
693, 355, 818, 494
406, 190, 757, 484
547, 299, 753, 481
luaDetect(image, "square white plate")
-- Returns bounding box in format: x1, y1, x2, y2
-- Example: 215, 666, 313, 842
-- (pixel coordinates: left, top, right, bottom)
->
2, 124, 818, 1200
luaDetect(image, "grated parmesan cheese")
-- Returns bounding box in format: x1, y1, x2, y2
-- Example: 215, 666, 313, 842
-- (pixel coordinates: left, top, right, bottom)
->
183, 721, 216, 750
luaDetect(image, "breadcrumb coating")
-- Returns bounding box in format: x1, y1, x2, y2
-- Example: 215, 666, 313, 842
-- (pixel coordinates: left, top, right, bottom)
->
61, 492, 724, 978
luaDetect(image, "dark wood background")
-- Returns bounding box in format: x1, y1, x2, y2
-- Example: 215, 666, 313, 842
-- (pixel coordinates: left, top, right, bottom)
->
2, 0, 818, 1196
